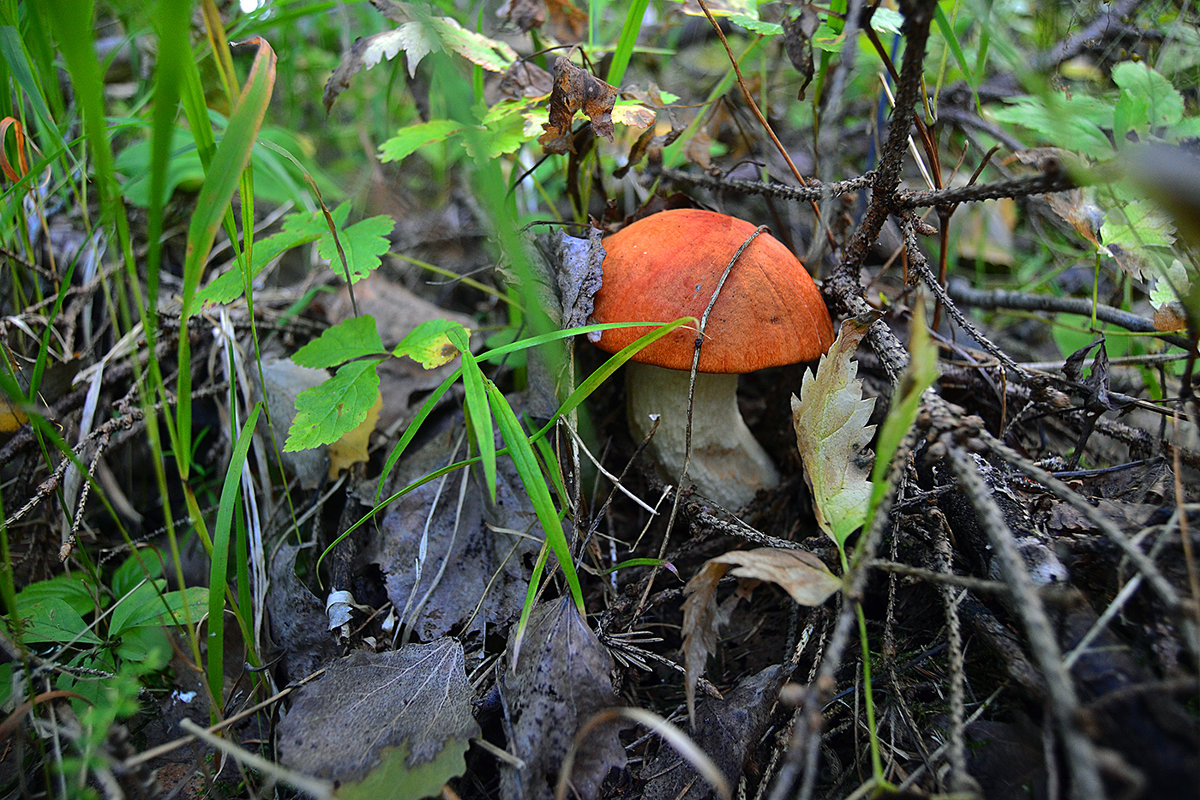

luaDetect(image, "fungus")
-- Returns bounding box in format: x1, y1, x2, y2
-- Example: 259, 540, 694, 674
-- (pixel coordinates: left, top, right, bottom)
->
591, 208, 835, 508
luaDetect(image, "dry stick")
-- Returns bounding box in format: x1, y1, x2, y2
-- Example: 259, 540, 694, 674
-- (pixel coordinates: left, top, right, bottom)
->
901, 215, 1024, 374
629, 227, 769, 626
651, 167, 874, 204
946, 445, 1105, 800
934, 531, 972, 794
948, 279, 1196, 353
980, 431, 1191, 629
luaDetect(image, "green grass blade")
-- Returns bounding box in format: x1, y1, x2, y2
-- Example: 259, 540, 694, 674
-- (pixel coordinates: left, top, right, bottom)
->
606, 0, 651, 87
486, 379, 585, 614
207, 403, 261, 710
176, 37, 276, 475
453, 328, 497, 502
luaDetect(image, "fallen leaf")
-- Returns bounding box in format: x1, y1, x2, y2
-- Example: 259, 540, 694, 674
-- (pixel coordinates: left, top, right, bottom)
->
277, 639, 479, 795
544, 0, 587, 43
792, 318, 877, 548
266, 545, 339, 684
782, 5, 820, 99
682, 548, 839, 722
365, 432, 542, 641
498, 60, 555, 99
538, 57, 617, 154
641, 665, 786, 800
496, 0, 545, 32
500, 598, 626, 800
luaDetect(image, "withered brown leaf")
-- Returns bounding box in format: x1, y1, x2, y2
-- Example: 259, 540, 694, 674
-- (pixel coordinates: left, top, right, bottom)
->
538, 57, 617, 155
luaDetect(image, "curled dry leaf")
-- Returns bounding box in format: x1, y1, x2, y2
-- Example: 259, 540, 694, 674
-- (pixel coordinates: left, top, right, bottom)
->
792, 317, 877, 548
681, 548, 840, 723
538, 57, 617, 154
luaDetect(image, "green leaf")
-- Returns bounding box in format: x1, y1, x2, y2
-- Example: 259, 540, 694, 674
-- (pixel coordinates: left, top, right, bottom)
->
15, 575, 98, 618
379, 119, 467, 164
197, 209, 328, 307
487, 381, 585, 614
111, 550, 166, 598
114, 625, 171, 665
393, 319, 469, 368
1111, 61, 1183, 128
317, 213, 395, 284
338, 740, 470, 800
12, 596, 101, 645
286, 359, 382, 452
990, 95, 1114, 158
427, 15, 517, 72
1103, 199, 1176, 250
866, 306, 938, 530
294, 315, 386, 369
454, 326, 496, 503
729, 15, 782, 35
109, 583, 209, 636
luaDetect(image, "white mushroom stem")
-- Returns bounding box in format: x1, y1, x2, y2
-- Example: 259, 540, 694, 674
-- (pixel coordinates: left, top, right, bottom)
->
624, 362, 780, 509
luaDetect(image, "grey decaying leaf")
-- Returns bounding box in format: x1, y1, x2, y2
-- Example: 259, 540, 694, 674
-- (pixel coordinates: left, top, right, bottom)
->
365, 430, 542, 641
277, 638, 480, 784
500, 599, 626, 800
556, 228, 605, 333
641, 665, 786, 800
267, 544, 339, 684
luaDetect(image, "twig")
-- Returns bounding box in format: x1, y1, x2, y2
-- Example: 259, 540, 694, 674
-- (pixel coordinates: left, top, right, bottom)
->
948, 278, 1196, 352
947, 445, 1105, 800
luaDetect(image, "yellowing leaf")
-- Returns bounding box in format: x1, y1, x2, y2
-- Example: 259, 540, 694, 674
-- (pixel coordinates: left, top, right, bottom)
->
792, 318, 877, 549
392, 319, 468, 369
328, 390, 382, 478
682, 548, 839, 722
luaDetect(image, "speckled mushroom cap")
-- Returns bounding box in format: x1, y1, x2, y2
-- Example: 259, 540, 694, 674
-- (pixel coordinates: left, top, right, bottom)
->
591, 209, 836, 373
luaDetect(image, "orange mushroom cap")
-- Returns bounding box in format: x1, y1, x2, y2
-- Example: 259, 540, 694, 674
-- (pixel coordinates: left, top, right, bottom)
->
591, 209, 836, 373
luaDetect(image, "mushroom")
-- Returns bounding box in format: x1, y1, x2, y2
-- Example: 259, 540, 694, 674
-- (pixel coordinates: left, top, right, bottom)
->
590, 208, 835, 508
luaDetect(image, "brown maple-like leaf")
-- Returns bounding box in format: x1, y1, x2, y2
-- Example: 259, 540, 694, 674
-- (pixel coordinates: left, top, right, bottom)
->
538, 57, 616, 154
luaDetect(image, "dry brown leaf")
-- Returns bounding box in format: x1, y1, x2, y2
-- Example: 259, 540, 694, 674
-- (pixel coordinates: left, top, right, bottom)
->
538, 57, 616, 154
496, 0, 545, 31
544, 0, 587, 43
681, 548, 840, 722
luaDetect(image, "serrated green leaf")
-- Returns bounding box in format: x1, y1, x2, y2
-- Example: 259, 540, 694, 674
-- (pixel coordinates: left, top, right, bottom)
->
792, 320, 878, 550
1103, 199, 1176, 250
318, 213, 395, 284
294, 315, 386, 369
1112, 61, 1183, 128
379, 119, 466, 164
990, 95, 1114, 158
393, 319, 469, 368
428, 15, 517, 72
286, 359, 382, 452
1150, 260, 1194, 310
198, 209, 328, 307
